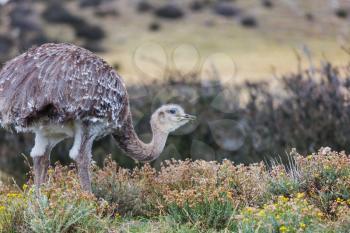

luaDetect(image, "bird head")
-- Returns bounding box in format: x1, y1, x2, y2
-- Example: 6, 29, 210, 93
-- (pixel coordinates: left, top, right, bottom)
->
151, 104, 196, 133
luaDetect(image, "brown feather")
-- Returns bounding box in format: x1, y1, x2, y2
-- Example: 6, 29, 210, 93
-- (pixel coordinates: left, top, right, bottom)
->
0, 43, 128, 128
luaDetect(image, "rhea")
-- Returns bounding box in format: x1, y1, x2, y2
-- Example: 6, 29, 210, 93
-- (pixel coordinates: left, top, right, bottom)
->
0, 43, 195, 192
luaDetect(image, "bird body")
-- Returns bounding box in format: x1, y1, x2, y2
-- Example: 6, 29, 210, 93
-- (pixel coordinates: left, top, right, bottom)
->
0, 43, 195, 193
0, 43, 128, 130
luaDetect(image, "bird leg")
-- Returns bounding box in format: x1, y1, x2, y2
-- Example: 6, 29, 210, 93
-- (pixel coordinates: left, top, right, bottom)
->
33, 153, 50, 192
69, 123, 95, 193
76, 150, 92, 193
31, 131, 51, 194
31, 131, 64, 195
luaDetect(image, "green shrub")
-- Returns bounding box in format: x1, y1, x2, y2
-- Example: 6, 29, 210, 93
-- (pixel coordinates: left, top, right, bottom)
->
25, 195, 108, 233
1, 149, 350, 232
168, 198, 237, 231
0, 191, 27, 233
91, 159, 149, 217
237, 194, 326, 233
267, 160, 303, 197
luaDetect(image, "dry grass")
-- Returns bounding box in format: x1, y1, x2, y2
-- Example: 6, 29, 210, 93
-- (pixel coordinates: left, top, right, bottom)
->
0, 148, 349, 232
37, 0, 350, 84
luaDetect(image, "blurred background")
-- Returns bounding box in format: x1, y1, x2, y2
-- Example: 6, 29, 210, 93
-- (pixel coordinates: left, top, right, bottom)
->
0, 0, 350, 184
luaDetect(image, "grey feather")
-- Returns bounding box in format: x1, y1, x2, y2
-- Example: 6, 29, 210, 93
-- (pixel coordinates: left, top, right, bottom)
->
0, 43, 128, 128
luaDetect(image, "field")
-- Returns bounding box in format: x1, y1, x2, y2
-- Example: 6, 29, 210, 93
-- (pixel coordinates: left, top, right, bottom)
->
0, 1, 350, 232
0, 148, 349, 232
40, 0, 350, 83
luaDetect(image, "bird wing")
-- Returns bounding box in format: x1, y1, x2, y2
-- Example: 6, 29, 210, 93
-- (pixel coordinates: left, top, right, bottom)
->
0, 43, 128, 127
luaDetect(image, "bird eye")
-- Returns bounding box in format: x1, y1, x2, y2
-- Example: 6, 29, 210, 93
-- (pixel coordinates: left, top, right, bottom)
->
169, 109, 176, 114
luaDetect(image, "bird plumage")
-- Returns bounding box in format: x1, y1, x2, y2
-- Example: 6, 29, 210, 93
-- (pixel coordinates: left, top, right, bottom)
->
0, 43, 128, 129
0, 43, 195, 193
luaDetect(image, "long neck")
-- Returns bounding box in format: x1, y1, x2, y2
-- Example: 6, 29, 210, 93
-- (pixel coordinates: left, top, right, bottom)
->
113, 112, 168, 162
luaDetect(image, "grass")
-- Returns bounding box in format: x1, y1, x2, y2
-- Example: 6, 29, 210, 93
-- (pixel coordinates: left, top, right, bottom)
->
100, 15, 350, 84
38, 0, 350, 84
0, 148, 349, 232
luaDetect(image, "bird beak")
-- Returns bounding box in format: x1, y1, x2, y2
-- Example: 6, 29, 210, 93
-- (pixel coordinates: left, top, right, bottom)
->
181, 114, 196, 121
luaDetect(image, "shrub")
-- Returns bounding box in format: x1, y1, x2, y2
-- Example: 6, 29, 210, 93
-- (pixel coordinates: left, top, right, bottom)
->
25, 195, 108, 233
237, 194, 326, 233
3, 62, 350, 180
42, 2, 83, 26
267, 156, 304, 197
335, 8, 348, 19
42, 2, 106, 42
24, 164, 111, 232
0, 148, 350, 232
262, 0, 273, 8
0, 189, 27, 232
295, 148, 350, 216
213, 2, 240, 17
137, 1, 153, 13
139, 159, 268, 214
91, 158, 148, 217
154, 4, 185, 19
240, 16, 258, 28
115, 62, 350, 169
168, 199, 237, 231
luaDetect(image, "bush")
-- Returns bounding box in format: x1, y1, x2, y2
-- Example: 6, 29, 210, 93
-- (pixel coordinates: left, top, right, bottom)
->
0, 189, 27, 232
168, 199, 237, 231
137, 1, 153, 13
240, 16, 258, 28
121, 63, 350, 167
91, 158, 148, 217
3, 62, 350, 182
0, 164, 112, 232
42, 2, 83, 26
42, 2, 105, 42
75, 23, 105, 41
335, 8, 348, 19
262, 0, 273, 8
154, 4, 185, 19
79, 0, 111, 8
0, 149, 349, 232
237, 195, 326, 232
213, 2, 240, 17
25, 195, 108, 233
189, 1, 205, 12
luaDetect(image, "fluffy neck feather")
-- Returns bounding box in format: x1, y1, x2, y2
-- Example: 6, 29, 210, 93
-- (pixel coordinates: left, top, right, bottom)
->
113, 113, 168, 162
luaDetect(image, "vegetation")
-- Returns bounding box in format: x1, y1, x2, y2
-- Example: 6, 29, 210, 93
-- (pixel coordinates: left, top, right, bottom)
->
0, 1, 348, 232
0, 148, 349, 232
3, 62, 350, 183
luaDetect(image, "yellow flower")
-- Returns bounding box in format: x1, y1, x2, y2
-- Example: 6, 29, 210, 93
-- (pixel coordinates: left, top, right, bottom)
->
6, 193, 22, 199
22, 184, 28, 191
300, 222, 306, 230
246, 207, 254, 214
114, 213, 121, 220
317, 212, 324, 218
296, 192, 305, 199
279, 196, 289, 203
347, 199, 350, 205
258, 210, 265, 217
0, 206, 5, 212
336, 197, 344, 203
280, 225, 288, 232
226, 191, 233, 199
